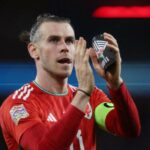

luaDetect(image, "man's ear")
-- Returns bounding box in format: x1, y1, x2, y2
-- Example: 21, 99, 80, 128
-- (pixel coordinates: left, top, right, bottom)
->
27, 43, 39, 60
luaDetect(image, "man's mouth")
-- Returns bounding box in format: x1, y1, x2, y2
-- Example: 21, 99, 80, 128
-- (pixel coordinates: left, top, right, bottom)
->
57, 58, 72, 64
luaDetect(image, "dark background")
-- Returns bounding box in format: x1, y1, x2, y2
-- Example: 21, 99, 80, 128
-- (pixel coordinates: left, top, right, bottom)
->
0, 0, 150, 149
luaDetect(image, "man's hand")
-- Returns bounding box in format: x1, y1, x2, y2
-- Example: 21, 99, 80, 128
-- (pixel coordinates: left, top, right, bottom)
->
74, 37, 95, 94
71, 37, 95, 112
90, 33, 123, 90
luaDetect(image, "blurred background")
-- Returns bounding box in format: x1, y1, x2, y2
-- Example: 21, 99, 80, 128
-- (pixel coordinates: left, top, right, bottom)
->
0, 0, 150, 149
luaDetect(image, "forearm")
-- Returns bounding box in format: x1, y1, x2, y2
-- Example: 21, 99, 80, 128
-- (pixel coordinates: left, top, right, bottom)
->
106, 82, 141, 137
20, 105, 84, 150
107, 77, 123, 90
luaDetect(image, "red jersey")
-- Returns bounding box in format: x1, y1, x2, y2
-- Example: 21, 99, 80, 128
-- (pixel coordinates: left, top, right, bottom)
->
0, 82, 141, 150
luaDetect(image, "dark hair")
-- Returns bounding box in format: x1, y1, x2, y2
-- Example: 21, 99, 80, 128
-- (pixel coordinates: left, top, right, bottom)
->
20, 13, 72, 44
19, 31, 30, 44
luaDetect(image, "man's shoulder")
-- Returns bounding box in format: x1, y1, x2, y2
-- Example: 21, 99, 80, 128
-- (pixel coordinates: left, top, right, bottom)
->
11, 83, 34, 101
0, 83, 36, 122
1, 83, 35, 106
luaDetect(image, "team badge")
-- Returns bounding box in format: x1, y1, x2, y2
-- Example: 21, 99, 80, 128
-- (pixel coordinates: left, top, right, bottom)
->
10, 104, 29, 125
84, 102, 92, 119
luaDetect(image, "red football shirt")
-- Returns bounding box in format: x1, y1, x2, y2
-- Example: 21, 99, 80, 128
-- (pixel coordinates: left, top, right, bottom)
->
0, 82, 111, 150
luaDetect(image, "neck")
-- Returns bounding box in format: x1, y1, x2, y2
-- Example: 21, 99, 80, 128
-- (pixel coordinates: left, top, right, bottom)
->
35, 72, 68, 94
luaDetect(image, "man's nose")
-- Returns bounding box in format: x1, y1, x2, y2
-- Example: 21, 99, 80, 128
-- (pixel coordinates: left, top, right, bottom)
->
60, 40, 69, 53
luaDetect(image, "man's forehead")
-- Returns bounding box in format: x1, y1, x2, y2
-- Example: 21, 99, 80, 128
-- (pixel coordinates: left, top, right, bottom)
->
39, 22, 75, 37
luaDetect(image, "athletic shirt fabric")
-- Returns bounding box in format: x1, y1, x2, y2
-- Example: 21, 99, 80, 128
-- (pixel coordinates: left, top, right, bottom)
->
0, 82, 111, 150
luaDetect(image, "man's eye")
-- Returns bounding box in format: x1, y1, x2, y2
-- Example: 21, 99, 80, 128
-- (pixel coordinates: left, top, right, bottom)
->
48, 37, 59, 43
51, 39, 59, 42
66, 39, 74, 44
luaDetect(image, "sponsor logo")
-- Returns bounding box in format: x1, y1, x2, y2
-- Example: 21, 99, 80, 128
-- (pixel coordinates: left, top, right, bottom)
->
47, 113, 57, 122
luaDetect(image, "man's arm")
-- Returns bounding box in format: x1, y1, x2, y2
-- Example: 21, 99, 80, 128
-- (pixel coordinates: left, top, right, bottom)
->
20, 93, 86, 150
20, 37, 95, 150
94, 83, 141, 137
107, 82, 141, 137
90, 32, 141, 137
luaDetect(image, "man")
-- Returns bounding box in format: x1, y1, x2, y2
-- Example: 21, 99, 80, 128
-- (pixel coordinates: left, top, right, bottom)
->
0, 13, 141, 150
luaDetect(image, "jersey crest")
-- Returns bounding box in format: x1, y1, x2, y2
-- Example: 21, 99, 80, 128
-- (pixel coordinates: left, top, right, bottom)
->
84, 102, 93, 119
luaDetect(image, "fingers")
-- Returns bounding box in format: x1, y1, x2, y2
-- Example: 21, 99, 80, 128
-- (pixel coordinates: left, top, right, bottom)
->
103, 32, 118, 48
107, 43, 119, 53
74, 38, 95, 93
84, 48, 90, 62
75, 37, 86, 57
103, 32, 121, 61
75, 37, 86, 66
89, 48, 105, 77
89, 48, 99, 68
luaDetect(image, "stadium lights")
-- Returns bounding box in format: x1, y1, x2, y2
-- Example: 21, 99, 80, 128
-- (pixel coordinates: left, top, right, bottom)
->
92, 6, 150, 18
